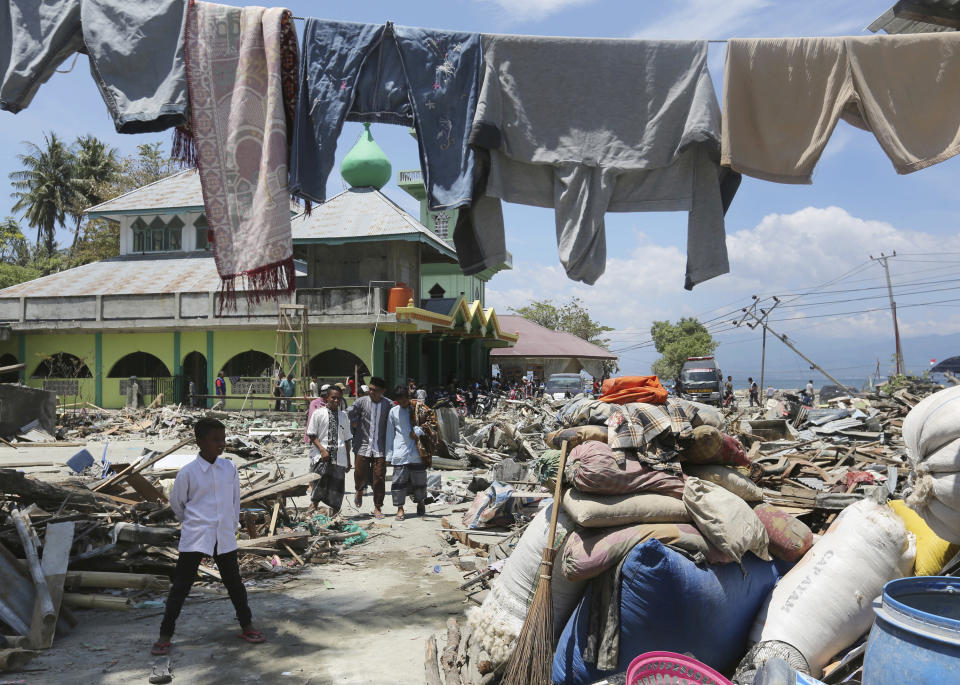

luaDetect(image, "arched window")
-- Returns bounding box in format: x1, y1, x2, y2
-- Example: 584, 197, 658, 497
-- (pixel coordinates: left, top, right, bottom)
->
0, 353, 19, 382
308, 349, 369, 380
107, 352, 171, 378
32, 353, 92, 378
221, 350, 275, 377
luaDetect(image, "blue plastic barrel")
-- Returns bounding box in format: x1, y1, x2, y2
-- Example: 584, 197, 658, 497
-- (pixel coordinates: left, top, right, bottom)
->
863, 576, 960, 684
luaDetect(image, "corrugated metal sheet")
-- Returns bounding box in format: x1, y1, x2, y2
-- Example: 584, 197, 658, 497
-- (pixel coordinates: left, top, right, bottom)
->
0, 254, 306, 297
869, 0, 960, 33
291, 187, 455, 258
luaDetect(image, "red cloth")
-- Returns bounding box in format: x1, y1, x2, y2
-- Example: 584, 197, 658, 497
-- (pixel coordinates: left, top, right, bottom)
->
599, 376, 668, 405
719, 434, 749, 466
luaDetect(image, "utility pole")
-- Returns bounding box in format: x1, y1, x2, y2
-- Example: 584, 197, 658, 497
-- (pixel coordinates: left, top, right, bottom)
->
735, 308, 847, 389
758, 297, 780, 394
870, 251, 904, 376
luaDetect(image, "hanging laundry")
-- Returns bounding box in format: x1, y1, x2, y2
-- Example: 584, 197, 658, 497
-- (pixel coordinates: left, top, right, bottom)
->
0, 0, 189, 134
183, 1, 298, 308
290, 19, 482, 212
459, 36, 740, 289
722, 33, 960, 183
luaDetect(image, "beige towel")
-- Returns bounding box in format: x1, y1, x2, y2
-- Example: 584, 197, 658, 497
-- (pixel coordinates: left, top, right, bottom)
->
722, 33, 960, 183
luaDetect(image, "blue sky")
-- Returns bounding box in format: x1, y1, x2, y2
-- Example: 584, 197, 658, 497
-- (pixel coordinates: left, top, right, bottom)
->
3, 0, 959, 382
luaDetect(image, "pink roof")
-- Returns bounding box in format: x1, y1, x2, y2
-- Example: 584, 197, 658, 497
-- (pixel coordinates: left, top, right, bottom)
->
490, 315, 616, 360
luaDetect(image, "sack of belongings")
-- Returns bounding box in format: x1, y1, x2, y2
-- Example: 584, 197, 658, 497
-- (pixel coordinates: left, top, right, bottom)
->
569, 441, 685, 497
747, 499, 916, 678
553, 539, 782, 685
903, 385, 960, 542
562, 489, 690, 528
465, 502, 583, 665
683, 477, 771, 566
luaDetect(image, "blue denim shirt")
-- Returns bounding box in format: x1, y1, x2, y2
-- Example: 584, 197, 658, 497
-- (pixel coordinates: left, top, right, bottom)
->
385, 404, 421, 466
290, 19, 481, 212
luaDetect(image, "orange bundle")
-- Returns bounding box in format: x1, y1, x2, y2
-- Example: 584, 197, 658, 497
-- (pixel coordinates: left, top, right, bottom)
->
599, 376, 668, 405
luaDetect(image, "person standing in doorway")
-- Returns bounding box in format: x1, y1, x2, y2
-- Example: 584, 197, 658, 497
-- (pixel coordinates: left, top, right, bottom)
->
188, 379, 197, 408
151, 418, 264, 655
215, 371, 226, 400
748, 377, 759, 407
306, 386, 352, 515
348, 376, 392, 519
345, 376, 356, 397
309, 377, 318, 399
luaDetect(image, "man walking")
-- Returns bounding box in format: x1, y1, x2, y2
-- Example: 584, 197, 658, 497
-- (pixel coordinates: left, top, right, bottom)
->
306, 386, 352, 515
748, 377, 759, 407
152, 418, 264, 655
386, 387, 437, 521
348, 376, 392, 519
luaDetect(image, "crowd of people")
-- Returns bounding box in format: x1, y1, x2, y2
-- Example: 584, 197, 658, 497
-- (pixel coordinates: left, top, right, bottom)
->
720, 376, 816, 407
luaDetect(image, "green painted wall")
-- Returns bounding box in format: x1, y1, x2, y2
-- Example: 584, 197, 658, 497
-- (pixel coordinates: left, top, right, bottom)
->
5, 323, 483, 409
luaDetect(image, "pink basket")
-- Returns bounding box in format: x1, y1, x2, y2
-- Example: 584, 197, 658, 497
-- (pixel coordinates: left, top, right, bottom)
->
626, 651, 733, 685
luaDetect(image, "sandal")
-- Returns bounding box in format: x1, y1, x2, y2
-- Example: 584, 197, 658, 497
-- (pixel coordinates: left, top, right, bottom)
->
150, 641, 171, 656
149, 658, 173, 684
237, 629, 266, 644
395, 512, 405, 521
373, 511, 385, 520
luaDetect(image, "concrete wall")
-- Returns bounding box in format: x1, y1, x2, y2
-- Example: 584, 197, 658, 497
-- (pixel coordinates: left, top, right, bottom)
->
305, 241, 419, 302
0, 384, 57, 436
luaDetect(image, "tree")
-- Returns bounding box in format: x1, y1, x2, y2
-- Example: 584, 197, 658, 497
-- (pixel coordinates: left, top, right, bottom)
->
9, 132, 80, 254
511, 297, 614, 347
68, 141, 180, 268
0, 216, 29, 264
68, 135, 119, 254
510, 297, 618, 375
649, 317, 717, 381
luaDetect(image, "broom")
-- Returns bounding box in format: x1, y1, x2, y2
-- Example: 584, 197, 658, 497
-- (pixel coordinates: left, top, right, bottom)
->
501, 439, 570, 685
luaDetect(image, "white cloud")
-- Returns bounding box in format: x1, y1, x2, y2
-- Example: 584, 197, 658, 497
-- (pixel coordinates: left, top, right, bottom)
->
486, 206, 960, 350
477, 0, 598, 22
631, 0, 772, 40
631, 0, 885, 40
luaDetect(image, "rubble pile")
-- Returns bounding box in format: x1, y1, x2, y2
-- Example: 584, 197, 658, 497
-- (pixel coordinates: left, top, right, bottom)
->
0, 405, 372, 671
431, 376, 960, 685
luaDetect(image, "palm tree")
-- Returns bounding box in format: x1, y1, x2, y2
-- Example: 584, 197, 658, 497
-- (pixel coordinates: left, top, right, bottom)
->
69, 135, 119, 253
9, 132, 80, 255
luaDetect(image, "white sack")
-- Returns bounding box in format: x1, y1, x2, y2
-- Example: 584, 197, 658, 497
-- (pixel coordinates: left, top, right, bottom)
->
749, 499, 916, 677
466, 502, 584, 665
683, 477, 770, 564
903, 385, 960, 465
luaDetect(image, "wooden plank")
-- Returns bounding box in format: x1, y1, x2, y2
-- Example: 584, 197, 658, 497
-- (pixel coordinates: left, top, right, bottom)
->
124, 473, 168, 503
237, 531, 310, 549
268, 500, 280, 536
30, 522, 74, 649
92, 437, 194, 492
240, 473, 319, 505
10, 511, 54, 648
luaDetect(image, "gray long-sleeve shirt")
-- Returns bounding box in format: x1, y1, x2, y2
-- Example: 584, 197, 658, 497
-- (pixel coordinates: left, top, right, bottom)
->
348, 395, 393, 458
460, 35, 740, 289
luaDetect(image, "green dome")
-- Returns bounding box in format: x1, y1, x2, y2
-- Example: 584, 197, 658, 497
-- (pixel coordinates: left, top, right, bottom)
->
341, 123, 392, 189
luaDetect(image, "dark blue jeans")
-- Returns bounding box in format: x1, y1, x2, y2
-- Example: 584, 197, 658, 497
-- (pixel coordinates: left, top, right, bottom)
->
290, 19, 481, 211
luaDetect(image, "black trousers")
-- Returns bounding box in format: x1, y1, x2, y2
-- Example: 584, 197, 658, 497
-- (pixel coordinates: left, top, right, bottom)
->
159, 548, 251, 637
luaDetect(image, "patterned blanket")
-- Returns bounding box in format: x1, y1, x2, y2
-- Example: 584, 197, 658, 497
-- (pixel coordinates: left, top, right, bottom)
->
185, 1, 297, 309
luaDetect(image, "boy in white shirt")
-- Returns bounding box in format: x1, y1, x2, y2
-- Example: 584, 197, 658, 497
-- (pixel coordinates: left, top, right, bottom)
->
151, 418, 264, 655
